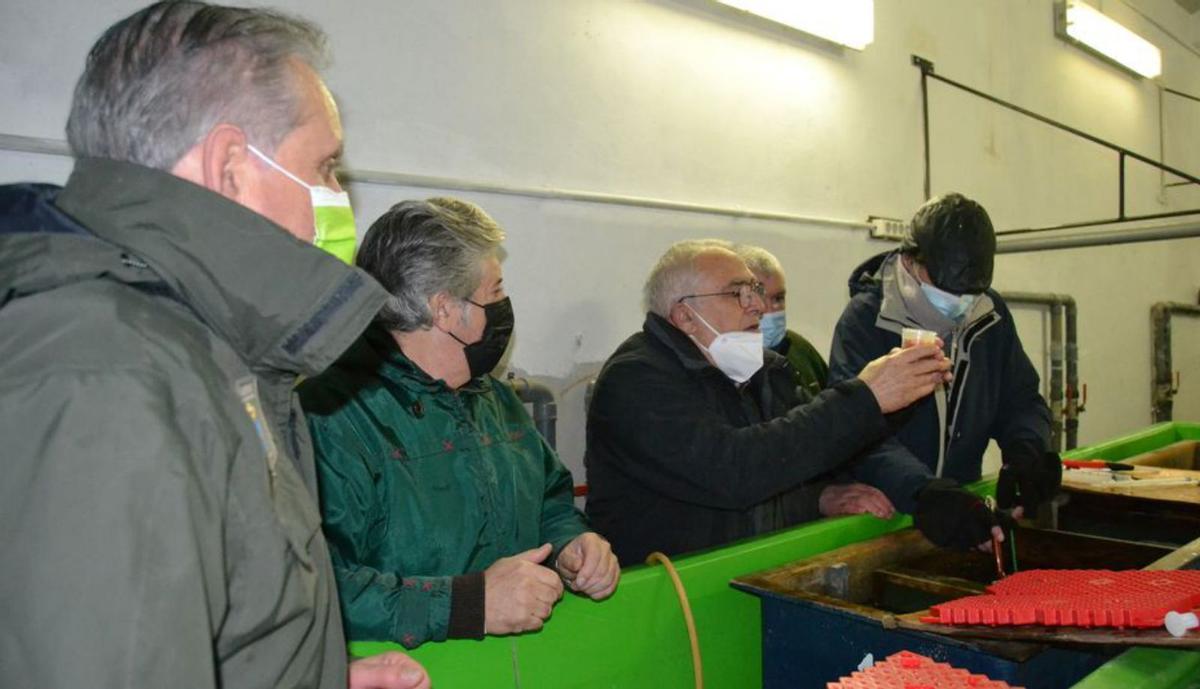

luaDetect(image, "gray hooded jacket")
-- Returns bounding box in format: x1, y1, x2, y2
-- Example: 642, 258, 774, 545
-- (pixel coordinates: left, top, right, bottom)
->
0, 159, 387, 688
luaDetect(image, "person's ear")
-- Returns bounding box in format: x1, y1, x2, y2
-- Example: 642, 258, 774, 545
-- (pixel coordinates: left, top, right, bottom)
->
195, 124, 253, 202
669, 302, 696, 335
429, 292, 457, 332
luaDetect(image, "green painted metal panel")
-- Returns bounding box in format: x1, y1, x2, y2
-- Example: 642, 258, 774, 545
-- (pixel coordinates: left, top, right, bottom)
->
1069, 648, 1200, 689
350, 513, 910, 687
346, 422, 1200, 688
1063, 422, 1200, 462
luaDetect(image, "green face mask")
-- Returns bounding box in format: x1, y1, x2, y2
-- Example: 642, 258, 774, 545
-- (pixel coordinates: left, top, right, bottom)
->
308, 186, 357, 264
248, 144, 358, 264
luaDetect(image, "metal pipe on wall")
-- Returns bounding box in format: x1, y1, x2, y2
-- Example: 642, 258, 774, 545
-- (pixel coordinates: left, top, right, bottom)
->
0, 133, 869, 231
5, 132, 1197, 254
1063, 299, 1080, 449
1151, 302, 1200, 423
996, 220, 1200, 254
508, 375, 558, 451
998, 292, 1081, 451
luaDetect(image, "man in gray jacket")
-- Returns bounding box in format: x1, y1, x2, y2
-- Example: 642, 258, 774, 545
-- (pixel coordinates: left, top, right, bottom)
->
0, 2, 426, 688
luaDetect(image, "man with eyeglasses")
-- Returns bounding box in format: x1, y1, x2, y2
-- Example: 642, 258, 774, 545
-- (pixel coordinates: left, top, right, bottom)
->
584, 239, 952, 565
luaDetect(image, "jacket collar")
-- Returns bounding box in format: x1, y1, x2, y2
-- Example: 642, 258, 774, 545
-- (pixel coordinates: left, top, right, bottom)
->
643, 311, 717, 373
53, 158, 387, 377
876, 252, 995, 338
351, 324, 491, 395
641, 311, 786, 381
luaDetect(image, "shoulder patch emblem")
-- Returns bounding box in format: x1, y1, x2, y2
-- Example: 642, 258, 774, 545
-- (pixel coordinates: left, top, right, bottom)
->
236, 376, 279, 480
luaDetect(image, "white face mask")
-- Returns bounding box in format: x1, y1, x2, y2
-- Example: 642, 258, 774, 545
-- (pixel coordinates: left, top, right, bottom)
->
686, 305, 764, 384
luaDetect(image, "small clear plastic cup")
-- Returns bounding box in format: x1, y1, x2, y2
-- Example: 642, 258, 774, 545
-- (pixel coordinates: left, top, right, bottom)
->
901, 327, 938, 349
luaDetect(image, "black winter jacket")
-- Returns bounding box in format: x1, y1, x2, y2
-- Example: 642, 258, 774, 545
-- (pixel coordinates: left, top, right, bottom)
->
585, 313, 890, 565
828, 251, 1052, 513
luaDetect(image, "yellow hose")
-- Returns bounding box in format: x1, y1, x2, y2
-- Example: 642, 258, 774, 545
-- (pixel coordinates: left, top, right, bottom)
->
645, 551, 703, 689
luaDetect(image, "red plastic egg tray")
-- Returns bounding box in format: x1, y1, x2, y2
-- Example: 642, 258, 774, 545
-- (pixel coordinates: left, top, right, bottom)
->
827, 650, 1022, 689
921, 570, 1200, 629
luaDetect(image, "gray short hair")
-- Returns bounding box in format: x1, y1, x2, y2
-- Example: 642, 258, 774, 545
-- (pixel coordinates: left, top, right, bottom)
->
357, 197, 506, 332
735, 244, 784, 279
66, 1, 328, 170
643, 239, 736, 317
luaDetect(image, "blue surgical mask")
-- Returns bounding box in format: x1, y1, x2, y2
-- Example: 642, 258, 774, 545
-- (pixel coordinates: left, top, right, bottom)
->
920, 282, 977, 321
759, 311, 787, 349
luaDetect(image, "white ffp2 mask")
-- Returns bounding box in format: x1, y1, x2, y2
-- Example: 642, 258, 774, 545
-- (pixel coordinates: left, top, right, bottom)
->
686, 305, 764, 384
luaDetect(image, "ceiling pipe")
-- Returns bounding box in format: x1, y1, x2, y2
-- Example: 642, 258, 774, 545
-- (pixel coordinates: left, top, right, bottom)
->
996, 219, 1200, 253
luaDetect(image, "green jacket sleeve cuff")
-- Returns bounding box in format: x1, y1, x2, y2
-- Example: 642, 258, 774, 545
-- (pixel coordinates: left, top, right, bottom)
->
447, 572, 485, 639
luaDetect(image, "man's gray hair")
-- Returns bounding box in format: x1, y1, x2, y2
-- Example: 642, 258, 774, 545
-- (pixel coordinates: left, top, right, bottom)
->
357, 197, 506, 332
66, 1, 328, 170
735, 244, 784, 279
643, 238, 736, 318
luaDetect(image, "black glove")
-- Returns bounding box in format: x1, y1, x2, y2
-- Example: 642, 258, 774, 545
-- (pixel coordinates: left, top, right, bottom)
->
913, 479, 1000, 550
996, 442, 1062, 518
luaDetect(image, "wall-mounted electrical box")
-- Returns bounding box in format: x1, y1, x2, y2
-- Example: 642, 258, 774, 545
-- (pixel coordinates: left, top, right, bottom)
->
868, 216, 909, 241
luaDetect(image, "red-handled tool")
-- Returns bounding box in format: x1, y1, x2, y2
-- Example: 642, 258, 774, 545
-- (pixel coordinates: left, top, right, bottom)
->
1063, 459, 1135, 471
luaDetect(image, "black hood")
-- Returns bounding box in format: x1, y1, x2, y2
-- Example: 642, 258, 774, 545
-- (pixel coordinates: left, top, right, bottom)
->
900, 193, 995, 295
0, 183, 150, 308
0, 183, 79, 237
846, 250, 895, 299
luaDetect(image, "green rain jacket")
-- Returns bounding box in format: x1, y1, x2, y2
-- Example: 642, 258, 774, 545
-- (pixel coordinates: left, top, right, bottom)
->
300, 326, 589, 648
0, 160, 387, 689
775, 329, 830, 397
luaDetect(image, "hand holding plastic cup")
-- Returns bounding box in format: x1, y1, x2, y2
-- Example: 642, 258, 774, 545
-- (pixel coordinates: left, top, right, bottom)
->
901, 327, 938, 349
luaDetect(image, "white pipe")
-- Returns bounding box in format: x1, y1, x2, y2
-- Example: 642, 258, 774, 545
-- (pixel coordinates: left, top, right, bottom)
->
0, 132, 869, 230
11, 131, 1199, 246
996, 219, 1200, 253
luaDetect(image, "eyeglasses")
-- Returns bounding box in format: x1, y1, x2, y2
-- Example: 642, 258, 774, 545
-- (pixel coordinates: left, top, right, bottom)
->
677, 281, 766, 309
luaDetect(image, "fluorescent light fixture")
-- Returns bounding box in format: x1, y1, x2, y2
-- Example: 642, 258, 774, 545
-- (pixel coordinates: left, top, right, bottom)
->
715, 0, 874, 50
1055, 0, 1162, 78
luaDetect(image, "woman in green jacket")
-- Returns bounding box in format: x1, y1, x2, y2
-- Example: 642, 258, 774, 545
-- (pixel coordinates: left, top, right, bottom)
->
301, 197, 618, 649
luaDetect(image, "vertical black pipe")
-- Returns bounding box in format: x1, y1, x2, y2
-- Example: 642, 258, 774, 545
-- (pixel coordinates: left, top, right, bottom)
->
1118, 152, 1126, 221
913, 55, 934, 201
1152, 303, 1173, 423
1152, 302, 1200, 423
922, 71, 931, 201
1064, 298, 1079, 450
1048, 302, 1064, 452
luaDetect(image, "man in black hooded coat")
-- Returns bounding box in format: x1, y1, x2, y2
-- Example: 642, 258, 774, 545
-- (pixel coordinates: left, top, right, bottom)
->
829, 193, 1061, 550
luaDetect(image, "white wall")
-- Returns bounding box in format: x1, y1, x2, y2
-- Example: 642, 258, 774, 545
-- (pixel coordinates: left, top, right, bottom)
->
2, 0, 1199, 487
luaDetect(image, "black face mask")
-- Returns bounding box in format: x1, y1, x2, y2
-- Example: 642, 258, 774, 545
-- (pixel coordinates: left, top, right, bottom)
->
447, 296, 514, 379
